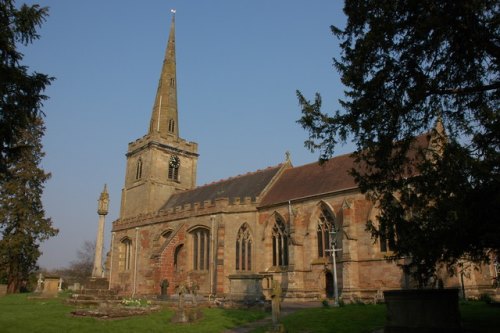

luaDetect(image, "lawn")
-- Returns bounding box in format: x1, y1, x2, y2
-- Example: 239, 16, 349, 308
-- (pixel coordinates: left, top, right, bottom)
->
1, 293, 499, 333
0, 293, 266, 333
250, 302, 500, 333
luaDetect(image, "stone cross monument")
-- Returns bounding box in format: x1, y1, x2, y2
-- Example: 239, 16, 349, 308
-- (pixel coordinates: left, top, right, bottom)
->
92, 184, 109, 277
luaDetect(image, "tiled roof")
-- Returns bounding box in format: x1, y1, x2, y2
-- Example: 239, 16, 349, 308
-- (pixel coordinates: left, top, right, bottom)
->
259, 134, 432, 207
259, 154, 357, 207
162, 165, 284, 210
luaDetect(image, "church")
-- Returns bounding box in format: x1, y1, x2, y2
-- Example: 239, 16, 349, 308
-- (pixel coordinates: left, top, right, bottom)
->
106, 14, 495, 302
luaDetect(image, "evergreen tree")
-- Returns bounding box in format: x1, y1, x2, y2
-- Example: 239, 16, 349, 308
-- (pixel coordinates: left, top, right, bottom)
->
0, 0, 52, 171
0, 1, 57, 293
0, 115, 57, 293
297, 0, 499, 286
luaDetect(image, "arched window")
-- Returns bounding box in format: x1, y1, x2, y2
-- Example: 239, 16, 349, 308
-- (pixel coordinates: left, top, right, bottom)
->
272, 216, 289, 266
135, 158, 143, 180
317, 207, 335, 258
379, 221, 396, 252
161, 230, 172, 240
379, 198, 398, 253
168, 155, 180, 180
236, 224, 252, 271
119, 238, 132, 271
192, 228, 210, 271
168, 118, 175, 133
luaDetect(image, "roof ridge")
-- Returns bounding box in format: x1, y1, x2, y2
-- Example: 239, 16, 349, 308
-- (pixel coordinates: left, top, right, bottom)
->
188, 163, 284, 191
292, 152, 354, 170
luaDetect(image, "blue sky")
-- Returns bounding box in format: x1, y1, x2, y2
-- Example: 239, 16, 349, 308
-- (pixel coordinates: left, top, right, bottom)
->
20, 0, 350, 269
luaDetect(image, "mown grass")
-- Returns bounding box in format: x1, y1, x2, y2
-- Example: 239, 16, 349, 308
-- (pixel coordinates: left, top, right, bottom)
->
1, 293, 499, 333
0, 293, 266, 333
250, 302, 500, 333
250, 304, 385, 333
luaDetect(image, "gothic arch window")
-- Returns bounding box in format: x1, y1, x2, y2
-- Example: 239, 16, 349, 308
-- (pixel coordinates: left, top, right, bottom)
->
377, 197, 398, 253
379, 226, 396, 252
168, 118, 175, 133
135, 158, 143, 180
191, 228, 210, 271
317, 206, 335, 258
236, 223, 252, 271
168, 155, 180, 181
272, 215, 289, 267
119, 238, 132, 271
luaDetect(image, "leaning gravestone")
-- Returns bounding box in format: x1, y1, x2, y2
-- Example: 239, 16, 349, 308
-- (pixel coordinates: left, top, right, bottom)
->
41, 276, 60, 297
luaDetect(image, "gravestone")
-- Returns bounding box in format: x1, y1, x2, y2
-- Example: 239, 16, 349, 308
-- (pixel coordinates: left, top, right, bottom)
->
269, 280, 286, 332
158, 279, 169, 300
171, 282, 203, 324
35, 273, 44, 293
0, 284, 7, 296
42, 276, 60, 297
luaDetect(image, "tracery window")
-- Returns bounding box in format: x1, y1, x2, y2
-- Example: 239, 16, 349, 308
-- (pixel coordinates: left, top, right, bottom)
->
272, 216, 289, 266
317, 207, 335, 258
119, 238, 132, 271
135, 158, 143, 180
236, 223, 252, 271
192, 228, 210, 270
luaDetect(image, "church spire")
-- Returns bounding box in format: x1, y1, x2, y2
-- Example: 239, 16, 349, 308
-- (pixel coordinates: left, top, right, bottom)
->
149, 11, 179, 138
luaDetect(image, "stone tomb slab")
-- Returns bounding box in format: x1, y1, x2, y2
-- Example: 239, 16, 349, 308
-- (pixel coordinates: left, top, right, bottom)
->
42, 276, 60, 297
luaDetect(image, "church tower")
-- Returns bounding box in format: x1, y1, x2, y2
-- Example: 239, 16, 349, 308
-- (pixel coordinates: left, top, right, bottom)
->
120, 13, 198, 219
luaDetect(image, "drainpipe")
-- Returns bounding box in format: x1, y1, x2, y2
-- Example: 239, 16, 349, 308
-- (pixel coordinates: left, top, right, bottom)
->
210, 215, 216, 297
132, 227, 139, 297
108, 232, 115, 290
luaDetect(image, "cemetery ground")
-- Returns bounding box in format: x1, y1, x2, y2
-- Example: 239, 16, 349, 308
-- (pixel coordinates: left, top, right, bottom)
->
0, 293, 499, 333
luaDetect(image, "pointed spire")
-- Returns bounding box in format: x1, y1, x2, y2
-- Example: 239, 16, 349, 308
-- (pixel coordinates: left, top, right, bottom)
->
149, 11, 179, 138
428, 114, 447, 157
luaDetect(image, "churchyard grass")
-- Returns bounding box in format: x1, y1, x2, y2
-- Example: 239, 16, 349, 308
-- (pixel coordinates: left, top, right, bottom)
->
249, 302, 500, 333
0, 293, 266, 333
1, 293, 499, 333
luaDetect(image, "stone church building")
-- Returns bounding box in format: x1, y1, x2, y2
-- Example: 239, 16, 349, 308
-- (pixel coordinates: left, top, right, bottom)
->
107, 15, 496, 302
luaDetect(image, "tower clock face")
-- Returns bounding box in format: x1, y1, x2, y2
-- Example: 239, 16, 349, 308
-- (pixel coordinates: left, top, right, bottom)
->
169, 156, 180, 168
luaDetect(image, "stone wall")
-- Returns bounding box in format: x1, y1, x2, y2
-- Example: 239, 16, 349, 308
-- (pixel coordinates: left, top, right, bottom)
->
109, 188, 497, 301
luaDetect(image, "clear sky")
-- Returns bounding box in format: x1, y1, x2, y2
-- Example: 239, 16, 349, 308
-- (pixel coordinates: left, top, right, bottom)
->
20, 0, 351, 269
